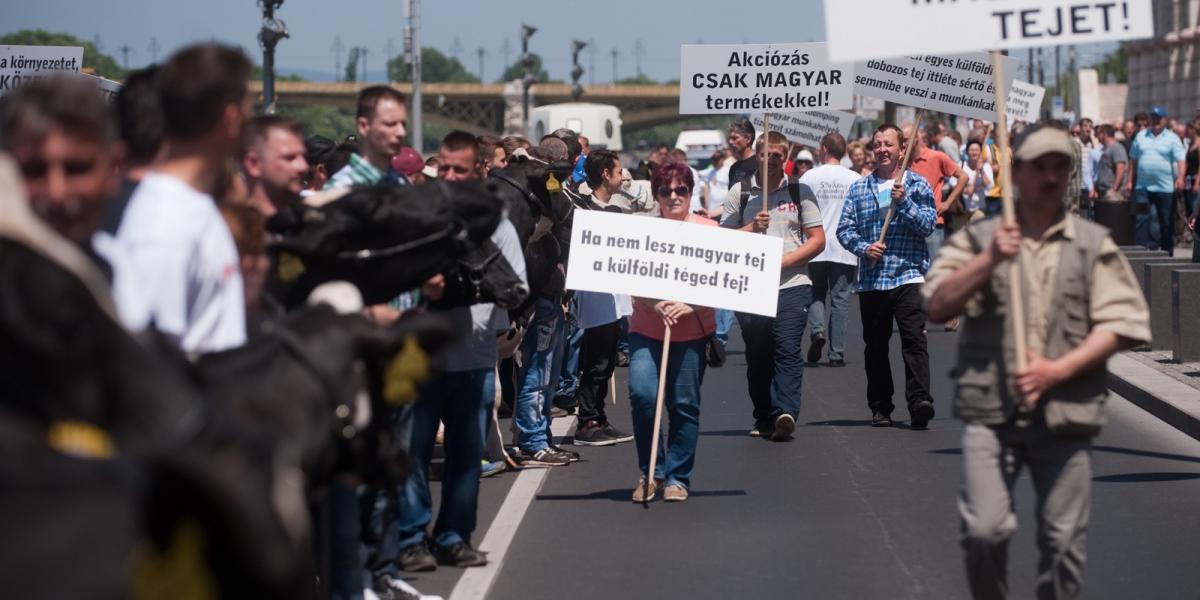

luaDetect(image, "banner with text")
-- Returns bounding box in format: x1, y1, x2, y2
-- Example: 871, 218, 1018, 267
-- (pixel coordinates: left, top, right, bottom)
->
679, 42, 854, 115
0, 45, 84, 96
566, 211, 784, 317
749, 110, 856, 147
853, 52, 1018, 122
825, 0, 1154, 62
1006, 80, 1046, 124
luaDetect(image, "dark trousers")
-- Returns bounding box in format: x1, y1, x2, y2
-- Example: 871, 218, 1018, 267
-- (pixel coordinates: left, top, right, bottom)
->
858, 283, 931, 416
576, 320, 620, 424
736, 285, 812, 421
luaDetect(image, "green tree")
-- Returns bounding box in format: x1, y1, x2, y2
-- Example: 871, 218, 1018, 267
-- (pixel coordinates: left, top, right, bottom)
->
615, 74, 657, 85
277, 105, 356, 141
0, 29, 124, 79
1090, 43, 1128, 84
251, 65, 307, 82
497, 52, 550, 83
344, 47, 360, 83
387, 47, 479, 83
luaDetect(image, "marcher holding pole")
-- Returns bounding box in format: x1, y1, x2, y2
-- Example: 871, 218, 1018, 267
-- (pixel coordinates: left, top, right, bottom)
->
629, 162, 716, 503
924, 124, 1151, 600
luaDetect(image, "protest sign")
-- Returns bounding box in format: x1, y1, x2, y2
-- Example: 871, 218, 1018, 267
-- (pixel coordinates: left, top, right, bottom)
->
566, 210, 783, 318
0, 45, 84, 96
853, 51, 1018, 122
749, 110, 855, 147
1006, 80, 1045, 123
825, 0, 1155, 62
679, 42, 854, 115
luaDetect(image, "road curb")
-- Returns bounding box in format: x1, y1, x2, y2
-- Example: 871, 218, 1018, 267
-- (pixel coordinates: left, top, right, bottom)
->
1108, 353, 1200, 443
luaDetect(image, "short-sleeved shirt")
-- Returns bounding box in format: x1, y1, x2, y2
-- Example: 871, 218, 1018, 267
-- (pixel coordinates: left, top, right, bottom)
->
924, 216, 1152, 354
1095, 142, 1128, 191
630, 214, 718, 342
112, 172, 246, 353
910, 147, 959, 216
799, 164, 862, 266
1130, 128, 1186, 193
719, 175, 823, 289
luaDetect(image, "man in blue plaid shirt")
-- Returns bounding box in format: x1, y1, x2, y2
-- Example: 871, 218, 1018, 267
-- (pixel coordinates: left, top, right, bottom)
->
836, 123, 937, 429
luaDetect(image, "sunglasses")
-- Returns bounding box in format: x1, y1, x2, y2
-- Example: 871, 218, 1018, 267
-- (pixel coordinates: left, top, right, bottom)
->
656, 185, 690, 197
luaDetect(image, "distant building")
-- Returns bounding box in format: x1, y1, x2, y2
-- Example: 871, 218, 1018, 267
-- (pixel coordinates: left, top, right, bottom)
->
1127, 0, 1200, 119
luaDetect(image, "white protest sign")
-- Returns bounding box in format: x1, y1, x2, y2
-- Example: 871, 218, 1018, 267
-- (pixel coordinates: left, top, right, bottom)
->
853, 52, 1018, 122
1005, 80, 1045, 123
566, 210, 783, 318
825, 0, 1155, 62
679, 42, 854, 115
0, 45, 84, 96
749, 111, 856, 147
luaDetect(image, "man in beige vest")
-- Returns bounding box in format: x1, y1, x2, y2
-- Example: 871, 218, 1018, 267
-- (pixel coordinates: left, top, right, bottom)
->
923, 125, 1151, 600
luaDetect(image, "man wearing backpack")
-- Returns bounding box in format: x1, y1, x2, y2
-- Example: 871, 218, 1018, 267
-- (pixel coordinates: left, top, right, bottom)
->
719, 131, 826, 441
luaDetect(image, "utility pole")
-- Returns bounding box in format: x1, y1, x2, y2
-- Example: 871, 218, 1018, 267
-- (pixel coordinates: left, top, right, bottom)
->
611, 48, 620, 83
385, 38, 397, 80
520, 23, 538, 130
360, 46, 370, 82
332, 36, 344, 82
500, 38, 512, 77
405, 0, 423, 151
633, 39, 645, 78
1055, 44, 1061, 101
1067, 45, 1077, 114
476, 47, 486, 82
148, 37, 160, 63
450, 36, 463, 62
258, 0, 289, 114
118, 44, 133, 70
587, 37, 596, 86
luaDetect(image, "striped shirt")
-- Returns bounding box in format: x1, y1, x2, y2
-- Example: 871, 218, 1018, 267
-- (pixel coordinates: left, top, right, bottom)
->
324, 153, 386, 190
836, 170, 937, 292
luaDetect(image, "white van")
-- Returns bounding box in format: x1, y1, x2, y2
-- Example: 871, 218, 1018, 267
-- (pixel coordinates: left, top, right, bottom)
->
674, 129, 726, 154
527, 103, 623, 151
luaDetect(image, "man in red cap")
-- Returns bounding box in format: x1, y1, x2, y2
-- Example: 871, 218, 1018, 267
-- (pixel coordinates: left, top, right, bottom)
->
391, 146, 432, 184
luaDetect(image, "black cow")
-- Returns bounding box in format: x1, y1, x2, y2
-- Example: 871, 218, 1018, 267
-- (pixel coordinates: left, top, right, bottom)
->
266, 180, 527, 310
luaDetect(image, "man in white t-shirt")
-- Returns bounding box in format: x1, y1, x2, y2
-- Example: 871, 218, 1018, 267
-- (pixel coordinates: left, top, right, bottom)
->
799, 132, 861, 367
113, 44, 251, 353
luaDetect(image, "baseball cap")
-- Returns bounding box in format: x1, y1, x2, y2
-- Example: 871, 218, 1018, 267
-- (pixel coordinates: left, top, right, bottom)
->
1151, 106, 1168, 118
391, 146, 425, 177
797, 150, 815, 163
1012, 125, 1074, 162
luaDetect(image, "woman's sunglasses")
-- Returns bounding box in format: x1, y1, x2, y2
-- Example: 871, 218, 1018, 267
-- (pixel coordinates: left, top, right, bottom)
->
656, 185, 690, 197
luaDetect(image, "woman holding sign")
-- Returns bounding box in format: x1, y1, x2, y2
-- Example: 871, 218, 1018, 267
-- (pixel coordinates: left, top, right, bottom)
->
628, 161, 717, 503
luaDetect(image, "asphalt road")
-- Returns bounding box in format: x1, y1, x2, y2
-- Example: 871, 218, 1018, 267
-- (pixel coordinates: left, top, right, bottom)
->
416, 297, 1200, 600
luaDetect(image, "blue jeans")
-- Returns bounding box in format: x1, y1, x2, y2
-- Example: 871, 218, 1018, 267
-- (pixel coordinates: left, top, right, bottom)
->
555, 297, 582, 400
392, 369, 493, 550
715, 309, 734, 345
329, 481, 365, 600
617, 316, 630, 354
735, 285, 812, 421
628, 333, 706, 489
1134, 189, 1177, 253
514, 298, 564, 452
807, 262, 855, 362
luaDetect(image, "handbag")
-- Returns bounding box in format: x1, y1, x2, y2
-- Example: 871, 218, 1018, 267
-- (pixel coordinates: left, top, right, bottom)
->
693, 310, 726, 368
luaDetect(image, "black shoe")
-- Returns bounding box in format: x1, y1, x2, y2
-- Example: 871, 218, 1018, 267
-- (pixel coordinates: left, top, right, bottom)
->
497, 402, 513, 419
770, 413, 796, 441
828, 358, 846, 368
601, 422, 634, 443
807, 335, 826, 364
519, 448, 572, 467
871, 412, 893, 428
397, 540, 437, 572
434, 541, 488, 567
553, 393, 576, 411
616, 350, 630, 367
910, 400, 935, 429
550, 444, 581, 462
574, 420, 620, 446
749, 419, 771, 437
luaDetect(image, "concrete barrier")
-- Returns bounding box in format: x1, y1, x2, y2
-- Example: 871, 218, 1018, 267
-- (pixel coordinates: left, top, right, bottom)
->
1173, 270, 1200, 363
1128, 257, 1192, 289
1143, 263, 1200, 350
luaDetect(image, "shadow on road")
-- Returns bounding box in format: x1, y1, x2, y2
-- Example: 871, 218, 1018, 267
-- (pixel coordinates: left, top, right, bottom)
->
930, 445, 1200, 465
536, 489, 748, 502
1093, 472, 1200, 483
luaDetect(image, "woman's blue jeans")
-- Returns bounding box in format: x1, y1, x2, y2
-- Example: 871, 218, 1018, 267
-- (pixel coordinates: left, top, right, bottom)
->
628, 333, 706, 489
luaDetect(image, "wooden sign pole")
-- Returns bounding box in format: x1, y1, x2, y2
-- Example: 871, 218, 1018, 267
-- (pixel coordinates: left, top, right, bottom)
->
876, 109, 925, 243
643, 325, 672, 504
761, 113, 772, 214
990, 50, 1030, 374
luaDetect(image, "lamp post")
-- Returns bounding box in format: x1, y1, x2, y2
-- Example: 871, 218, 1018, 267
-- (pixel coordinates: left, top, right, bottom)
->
258, 0, 289, 115
570, 39, 586, 101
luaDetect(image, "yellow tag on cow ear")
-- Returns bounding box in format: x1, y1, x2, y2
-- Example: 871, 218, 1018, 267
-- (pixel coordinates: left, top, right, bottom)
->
546, 173, 562, 193
384, 336, 431, 406
47, 421, 115, 459
276, 252, 306, 282
132, 519, 218, 600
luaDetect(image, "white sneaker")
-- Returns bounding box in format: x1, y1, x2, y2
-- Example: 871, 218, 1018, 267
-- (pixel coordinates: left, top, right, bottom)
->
375, 573, 445, 600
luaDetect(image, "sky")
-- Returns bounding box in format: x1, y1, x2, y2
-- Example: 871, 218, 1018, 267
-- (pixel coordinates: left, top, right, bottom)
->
6, 0, 1114, 83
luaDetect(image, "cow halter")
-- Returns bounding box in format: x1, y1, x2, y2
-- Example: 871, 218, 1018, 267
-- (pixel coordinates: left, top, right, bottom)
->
335, 223, 461, 261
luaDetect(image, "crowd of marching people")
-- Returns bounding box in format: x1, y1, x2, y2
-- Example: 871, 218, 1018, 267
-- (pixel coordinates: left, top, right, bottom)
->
0, 38, 1176, 600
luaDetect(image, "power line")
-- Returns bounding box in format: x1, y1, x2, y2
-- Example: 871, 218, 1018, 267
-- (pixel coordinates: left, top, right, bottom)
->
500, 38, 512, 73
332, 36, 344, 82
587, 37, 596, 86
633, 39, 645, 78
610, 48, 620, 83
360, 46, 370, 83
118, 44, 133, 70
476, 46, 486, 81
450, 36, 463, 62
148, 37, 160, 63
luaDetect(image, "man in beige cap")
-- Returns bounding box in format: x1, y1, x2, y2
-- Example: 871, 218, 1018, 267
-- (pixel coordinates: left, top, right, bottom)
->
923, 125, 1151, 600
